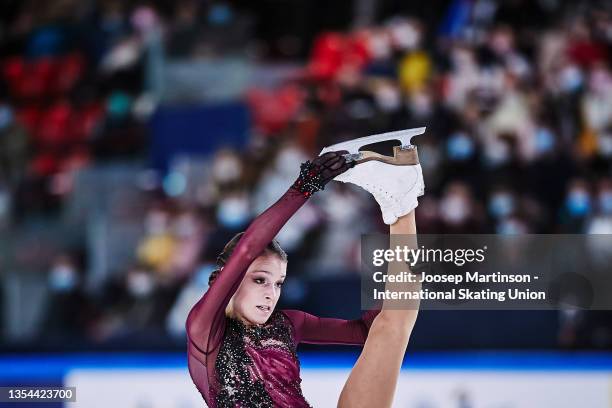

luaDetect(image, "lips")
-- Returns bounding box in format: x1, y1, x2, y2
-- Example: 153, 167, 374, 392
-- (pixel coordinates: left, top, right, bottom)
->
256, 305, 271, 313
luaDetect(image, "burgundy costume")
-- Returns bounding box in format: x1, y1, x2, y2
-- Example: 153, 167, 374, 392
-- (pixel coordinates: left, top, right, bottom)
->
186, 153, 379, 408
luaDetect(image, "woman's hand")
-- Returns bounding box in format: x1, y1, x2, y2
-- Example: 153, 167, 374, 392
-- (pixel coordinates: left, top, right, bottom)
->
291, 150, 353, 197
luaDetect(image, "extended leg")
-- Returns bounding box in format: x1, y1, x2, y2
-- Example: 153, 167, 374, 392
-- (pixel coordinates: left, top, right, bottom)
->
337, 212, 420, 408
337, 309, 418, 408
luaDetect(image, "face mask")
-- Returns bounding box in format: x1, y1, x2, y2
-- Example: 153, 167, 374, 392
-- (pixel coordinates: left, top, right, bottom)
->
440, 195, 469, 224
174, 214, 197, 237
275, 147, 306, 175
107, 92, 132, 119
49, 266, 78, 292
485, 141, 511, 166
368, 31, 391, 60
599, 133, 612, 157
0, 105, 14, 131
566, 189, 591, 217
490, 31, 513, 55
374, 85, 401, 112
217, 197, 250, 228
212, 155, 242, 183
599, 191, 612, 214
496, 219, 527, 235
535, 127, 555, 154
145, 211, 169, 235
419, 143, 441, 172
127, 271, 154, 297
389, 20, 420, 50
408, 92, 433, 117
589, 67, 612, 95
446, 132, 475, 161
489, 192, 514, 218
208, 3, 233, 25
131, 6, 157, 33
559, 65, 583, 93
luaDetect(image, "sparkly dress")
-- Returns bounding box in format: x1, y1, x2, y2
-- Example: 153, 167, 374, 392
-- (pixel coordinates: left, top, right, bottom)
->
186, 187, 379, 407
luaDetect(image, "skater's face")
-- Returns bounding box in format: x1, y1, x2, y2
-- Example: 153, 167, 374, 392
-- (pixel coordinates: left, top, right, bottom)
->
226, 253, 287, 326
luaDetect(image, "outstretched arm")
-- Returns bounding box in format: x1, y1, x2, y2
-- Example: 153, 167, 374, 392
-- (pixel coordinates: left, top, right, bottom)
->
284, 212, 419, 346
282, 309, 380, 345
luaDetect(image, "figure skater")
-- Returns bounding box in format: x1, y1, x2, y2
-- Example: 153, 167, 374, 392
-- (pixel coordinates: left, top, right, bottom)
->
187, 143, 423, 407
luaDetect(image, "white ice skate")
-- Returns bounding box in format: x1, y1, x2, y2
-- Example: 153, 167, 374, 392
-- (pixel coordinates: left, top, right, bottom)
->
320, 127, 426, 225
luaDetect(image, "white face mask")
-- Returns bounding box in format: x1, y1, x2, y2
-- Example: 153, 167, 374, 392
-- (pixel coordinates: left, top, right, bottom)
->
275, 147, 306, 175
212, 154, 242, 184
144, 210, 169, 235
440, 194, 469, 225
367, 31, 391, 60
408, 91, 433, 117
374, 84, 401, 112
127, 271, 155, 297
588, 67, 612, 95
485, 140, 511, 166
598, 133, 612, 157
174, 214, 197, 237
389, 20, 421, 50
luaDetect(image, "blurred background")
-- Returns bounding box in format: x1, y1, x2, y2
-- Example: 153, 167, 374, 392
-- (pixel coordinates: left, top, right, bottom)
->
1, 0, 612, 406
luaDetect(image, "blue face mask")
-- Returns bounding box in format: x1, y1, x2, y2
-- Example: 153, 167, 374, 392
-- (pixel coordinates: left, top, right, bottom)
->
566, 190, 591, 217
599, 192, 612, 214
208, 4, 233, 25
49, 266, 77, 292
107, 92, 132, 119
0, 105, 14, 132
446, 132, 475, 161
496, 219, 526, 235
489, 193, 514, 218
217, 198, 249, 228
535, 128, 555, 154
560, 66, 583, 92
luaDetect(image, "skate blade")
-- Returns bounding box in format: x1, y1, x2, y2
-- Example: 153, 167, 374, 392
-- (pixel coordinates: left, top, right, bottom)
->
320, 127, 426, 156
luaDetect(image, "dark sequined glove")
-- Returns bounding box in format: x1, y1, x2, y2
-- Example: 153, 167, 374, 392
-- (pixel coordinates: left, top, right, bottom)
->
291, 150, 355, 198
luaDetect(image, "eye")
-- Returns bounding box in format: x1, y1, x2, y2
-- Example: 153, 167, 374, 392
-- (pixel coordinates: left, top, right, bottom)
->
276, 281, 284, 288
254, 278, 266, 284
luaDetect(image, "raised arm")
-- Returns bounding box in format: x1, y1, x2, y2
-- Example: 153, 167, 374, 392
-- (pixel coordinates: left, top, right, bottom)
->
186, 151, 353, 362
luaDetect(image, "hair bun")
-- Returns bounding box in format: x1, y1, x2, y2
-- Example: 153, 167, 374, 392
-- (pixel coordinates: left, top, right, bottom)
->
216, 253, 226, 266
208, 269, 221, 286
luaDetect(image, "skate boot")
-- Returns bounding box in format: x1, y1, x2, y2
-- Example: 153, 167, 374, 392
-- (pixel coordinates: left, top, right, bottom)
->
320, 128, 426, 225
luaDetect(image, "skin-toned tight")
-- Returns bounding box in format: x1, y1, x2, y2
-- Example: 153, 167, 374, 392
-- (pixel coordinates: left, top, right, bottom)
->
337, 210, 420, 408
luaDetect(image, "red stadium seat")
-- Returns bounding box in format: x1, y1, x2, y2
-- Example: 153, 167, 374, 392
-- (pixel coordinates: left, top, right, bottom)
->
53, 53, 85, 94
36, 101, 73, 146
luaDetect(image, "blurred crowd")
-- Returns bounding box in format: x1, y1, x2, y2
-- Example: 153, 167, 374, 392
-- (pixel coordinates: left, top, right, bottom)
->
1, 0, 612, 349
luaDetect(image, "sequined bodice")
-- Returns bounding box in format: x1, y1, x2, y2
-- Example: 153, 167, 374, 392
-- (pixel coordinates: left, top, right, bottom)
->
214, 311, 311, 408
